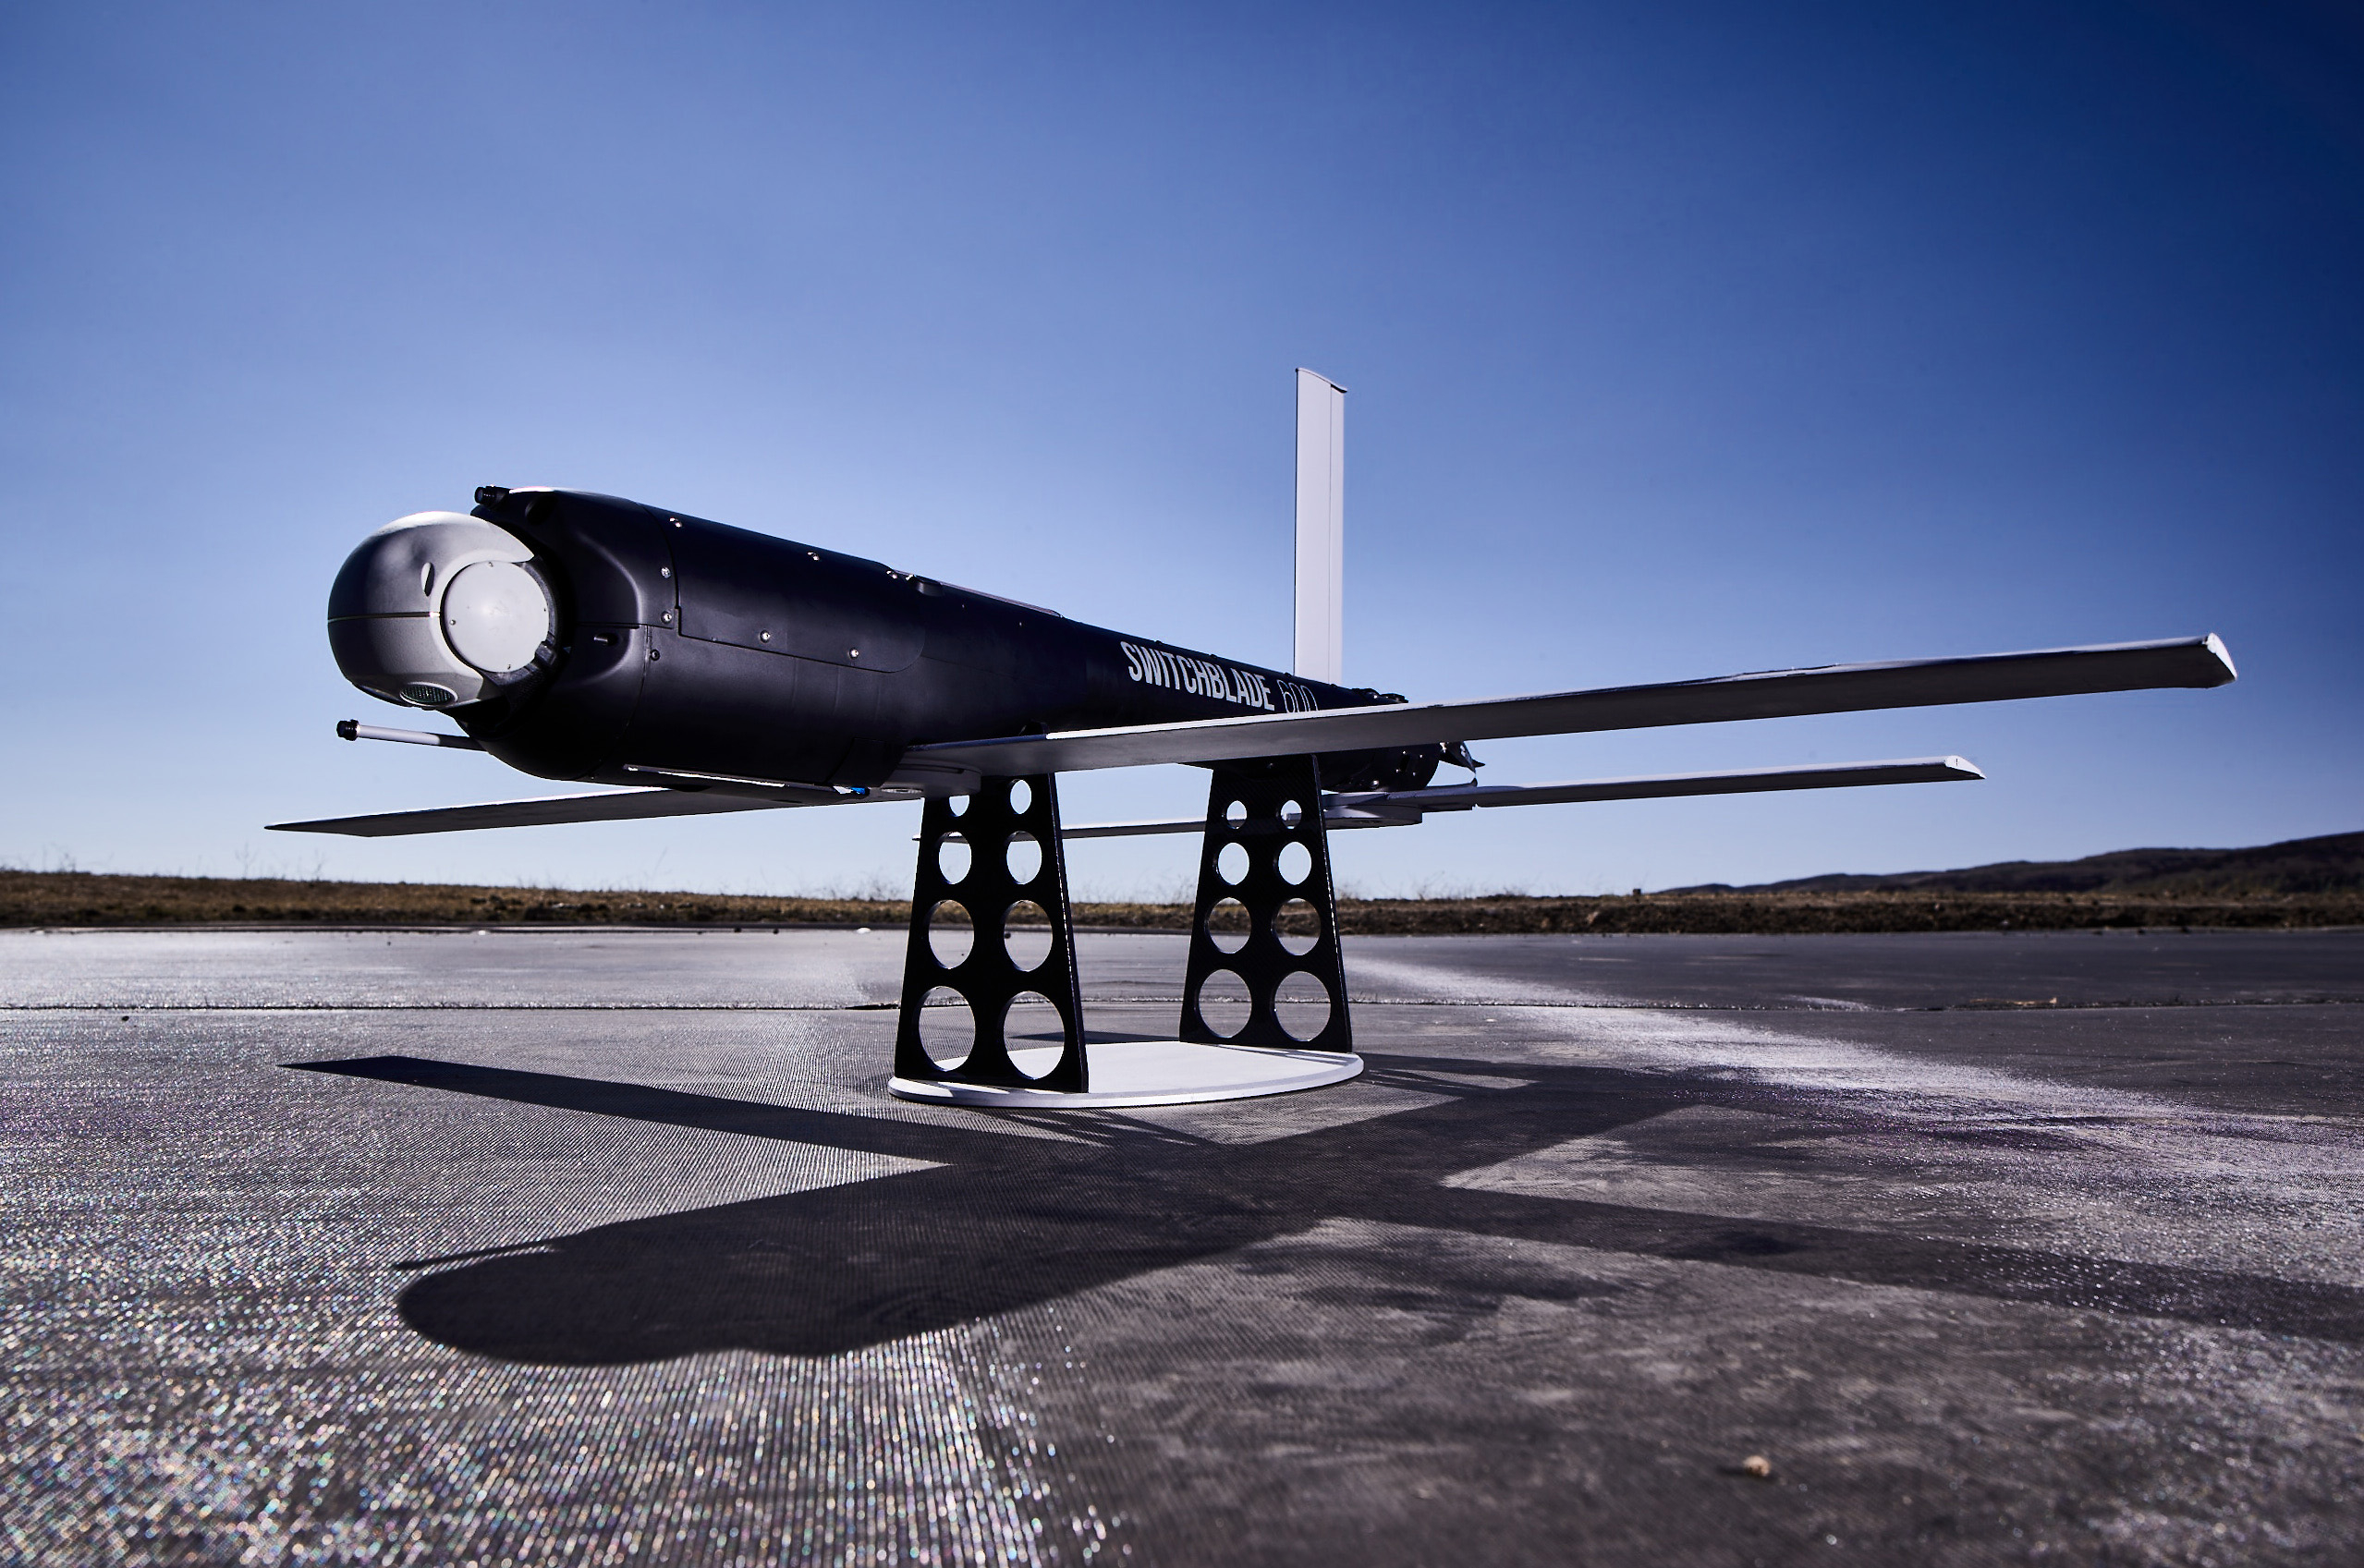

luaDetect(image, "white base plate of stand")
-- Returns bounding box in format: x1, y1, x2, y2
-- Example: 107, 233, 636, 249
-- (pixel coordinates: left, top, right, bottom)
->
890, 1039, 1363, 1109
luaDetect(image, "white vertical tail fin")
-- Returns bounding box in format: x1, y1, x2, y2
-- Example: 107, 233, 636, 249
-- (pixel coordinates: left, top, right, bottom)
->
1294, 368, 1346, 684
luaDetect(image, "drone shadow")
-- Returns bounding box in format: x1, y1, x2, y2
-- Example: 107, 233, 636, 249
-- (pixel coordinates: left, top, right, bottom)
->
290, 1053, 2364, 1365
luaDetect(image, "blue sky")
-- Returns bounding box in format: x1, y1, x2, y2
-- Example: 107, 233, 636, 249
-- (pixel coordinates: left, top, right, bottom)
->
4, 1, 2358, 897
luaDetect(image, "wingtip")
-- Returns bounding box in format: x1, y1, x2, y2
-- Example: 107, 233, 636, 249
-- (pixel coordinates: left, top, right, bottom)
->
2201, 632, 2238, 686
1943, 757, 1986, 780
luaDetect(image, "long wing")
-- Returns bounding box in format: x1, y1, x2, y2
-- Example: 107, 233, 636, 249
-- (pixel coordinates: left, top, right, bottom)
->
895, 634, 2233, 783
1059, 756, 1982, 839
272, 789, 816, 837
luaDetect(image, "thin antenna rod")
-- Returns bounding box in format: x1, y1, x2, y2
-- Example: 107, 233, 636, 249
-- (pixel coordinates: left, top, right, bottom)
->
1294, 368, 1346, 684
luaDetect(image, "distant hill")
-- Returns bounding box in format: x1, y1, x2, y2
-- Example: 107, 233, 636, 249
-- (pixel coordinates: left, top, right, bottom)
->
1670, 831, 2364, 897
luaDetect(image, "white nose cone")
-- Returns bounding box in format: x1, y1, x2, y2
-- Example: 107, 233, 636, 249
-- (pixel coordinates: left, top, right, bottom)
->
328, 510, 554, 709
441, 559, 552, 674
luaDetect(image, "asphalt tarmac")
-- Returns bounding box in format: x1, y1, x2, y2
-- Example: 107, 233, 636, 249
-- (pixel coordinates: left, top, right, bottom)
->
6, 926, 2362, 1565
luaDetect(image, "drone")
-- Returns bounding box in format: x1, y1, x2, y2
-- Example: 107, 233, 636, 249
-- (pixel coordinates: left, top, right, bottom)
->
275, 371, 2236, 1107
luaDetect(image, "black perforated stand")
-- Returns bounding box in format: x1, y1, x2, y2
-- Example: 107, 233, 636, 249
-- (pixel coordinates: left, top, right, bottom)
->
1179, 756, 1352, 1053
895, 775, 1089, 1094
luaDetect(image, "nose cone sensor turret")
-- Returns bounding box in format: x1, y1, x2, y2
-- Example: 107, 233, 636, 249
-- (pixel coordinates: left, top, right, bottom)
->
328, 511, 556, 709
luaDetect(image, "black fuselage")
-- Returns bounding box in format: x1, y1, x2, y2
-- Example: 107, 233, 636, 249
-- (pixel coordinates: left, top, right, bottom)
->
430, 488, 1432, 794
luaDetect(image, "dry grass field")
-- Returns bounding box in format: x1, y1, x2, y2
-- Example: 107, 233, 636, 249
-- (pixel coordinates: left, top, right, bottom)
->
4, 869, 2356, 935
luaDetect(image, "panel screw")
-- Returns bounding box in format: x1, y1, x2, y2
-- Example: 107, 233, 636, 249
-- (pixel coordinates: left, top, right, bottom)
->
760, 630, 772, 641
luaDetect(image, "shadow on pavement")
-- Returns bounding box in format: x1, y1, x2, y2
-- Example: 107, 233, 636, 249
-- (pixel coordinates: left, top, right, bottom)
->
290, 1052, 2364, 1364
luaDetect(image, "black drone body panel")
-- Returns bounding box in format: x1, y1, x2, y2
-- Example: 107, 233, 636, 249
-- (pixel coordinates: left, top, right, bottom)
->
457, 488, 1412, 791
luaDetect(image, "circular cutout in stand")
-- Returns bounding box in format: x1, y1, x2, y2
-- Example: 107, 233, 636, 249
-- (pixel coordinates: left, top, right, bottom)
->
912, 986, 973, 1071
1276, 897, 1321, 955
937, 834, 971, 883
1006, 832, 1042, 885
1195, 969, 1251, 1038
1003, 991, 1065, 1076
1004, 901, 1053, 969
1206, 897, 1249, 954
926, 902, 973, 967
1274, 971, 1333, 1041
